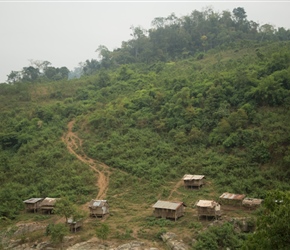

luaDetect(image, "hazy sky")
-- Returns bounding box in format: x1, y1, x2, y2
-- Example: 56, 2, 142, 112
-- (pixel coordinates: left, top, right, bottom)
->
1, 1, 290, 83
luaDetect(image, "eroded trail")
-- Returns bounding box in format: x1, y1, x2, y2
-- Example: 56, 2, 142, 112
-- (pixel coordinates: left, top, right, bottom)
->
62, 120, 110, 200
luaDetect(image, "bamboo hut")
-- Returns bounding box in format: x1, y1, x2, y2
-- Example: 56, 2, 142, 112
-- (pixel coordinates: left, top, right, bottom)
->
23, 198, 44, 213
183, 174, 205, 189
40, 197, 59, 214
242, 198, 263, 209
219, 192, 245, 206
152, 200, 186, 221
195, 200, 221, 220
67, 218, 83, 233
88, 199, 109, 218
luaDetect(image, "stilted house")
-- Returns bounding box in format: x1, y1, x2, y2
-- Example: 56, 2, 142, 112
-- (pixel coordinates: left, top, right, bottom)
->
219, 192, 245, 206
23, 198, 44, 213
242, 198, 263, 209
67, 218, 83, 233
40, 197, 59, 214
195, 200, 221, 220
152, 200, 186, 221
88, 199, 109, 218
183, 174, 205, 189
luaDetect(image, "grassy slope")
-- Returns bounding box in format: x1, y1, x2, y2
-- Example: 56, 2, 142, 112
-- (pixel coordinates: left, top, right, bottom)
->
1, 41, 290, 248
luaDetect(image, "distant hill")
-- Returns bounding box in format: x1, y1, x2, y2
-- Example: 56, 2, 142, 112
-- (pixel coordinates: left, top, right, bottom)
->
1, 7, 290, 249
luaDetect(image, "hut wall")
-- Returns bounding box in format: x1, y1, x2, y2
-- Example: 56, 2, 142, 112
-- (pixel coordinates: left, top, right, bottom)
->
154, 208, 175, 219
198, 207, 215, 216
198, 207, 220, 216
184, 179, 203, 187
176, 206, 184, 217
220, 199, 243, 206
197, 207, 221, 219
242, 199, 263, 209
40, 207, 54, 214
90, 207, 102, 215
68, 220, 83, 233
25, 201, 43, 212
154, 207, 184, 220
25, 203, 37, 211
89, 205, 109, 217
153, 208, 164, 218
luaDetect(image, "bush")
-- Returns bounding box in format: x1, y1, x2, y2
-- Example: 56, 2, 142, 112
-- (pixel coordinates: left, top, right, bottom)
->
193, 222, 243, 250
96, 223, 110, 242
46, 223, 69, 245
196, 53, 205, 60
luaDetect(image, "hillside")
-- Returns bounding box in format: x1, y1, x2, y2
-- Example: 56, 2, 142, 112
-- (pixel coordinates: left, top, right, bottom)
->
1, 7, 290, 248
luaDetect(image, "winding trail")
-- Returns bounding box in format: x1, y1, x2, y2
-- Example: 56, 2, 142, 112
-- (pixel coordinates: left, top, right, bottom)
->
167, 179, 183, 200
62, 120, 183, 203
62, 120, 110, 200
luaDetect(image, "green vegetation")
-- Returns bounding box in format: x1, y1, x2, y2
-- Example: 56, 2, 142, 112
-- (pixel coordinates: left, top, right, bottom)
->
243, 190, 290, 250
194, 222, 244, 249
1, 6, 290, 249
7, 60, 69, 83
78, 40, 290, 198
46, 223, 69, 246
53, 197, 85, 223
96, 223, 110, 242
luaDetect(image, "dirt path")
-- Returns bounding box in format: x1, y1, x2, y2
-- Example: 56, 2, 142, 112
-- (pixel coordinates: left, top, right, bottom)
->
62, 120, 110, 200
167, 179, 183, 200
62, 120, 182, 205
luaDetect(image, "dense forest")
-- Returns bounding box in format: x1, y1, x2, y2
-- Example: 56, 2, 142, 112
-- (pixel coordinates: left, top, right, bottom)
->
1, 7, 290, 249
6, 7, 290, 82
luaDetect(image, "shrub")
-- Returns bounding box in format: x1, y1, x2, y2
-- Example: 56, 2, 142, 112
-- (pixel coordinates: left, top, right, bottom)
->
46, 223, 69, 245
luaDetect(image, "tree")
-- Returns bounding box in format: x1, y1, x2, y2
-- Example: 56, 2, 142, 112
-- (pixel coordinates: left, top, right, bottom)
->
44, 66, 69, 80
96, 45, 112, 69
83, 59, 100, 75
46, 223, 69, 248
59, 67, 70, 79
276, 27, 290, 41
259, 23, 276, 42
7, 71, 21, 83
233, 7, 247, 23
29, 59, 51, 73
259, 23, 275, 34
194, 222, 242, 250
130, 25, 148, 59
44, 67, 58, 80
53, 197, 78, 223
151, 17, 165, 29
243, 190, 290, 250
21, 66, 40, 82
